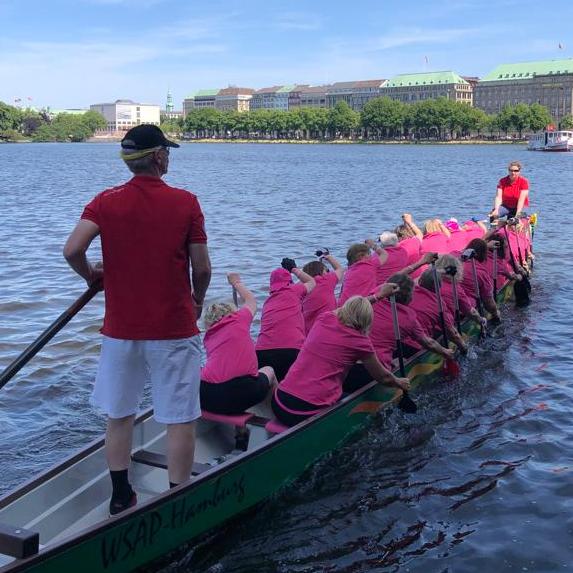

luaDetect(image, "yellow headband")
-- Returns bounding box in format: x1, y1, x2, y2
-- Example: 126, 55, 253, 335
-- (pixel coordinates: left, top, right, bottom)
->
120, 146, 163, 161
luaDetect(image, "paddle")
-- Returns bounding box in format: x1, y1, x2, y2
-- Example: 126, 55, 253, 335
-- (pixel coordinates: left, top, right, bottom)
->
503, 225, 530, 308
431, 263, 460, 377
232, 286, 239, 307
493, 246, 498, 299
0, 283, 101, 391
389, 295, 417, 414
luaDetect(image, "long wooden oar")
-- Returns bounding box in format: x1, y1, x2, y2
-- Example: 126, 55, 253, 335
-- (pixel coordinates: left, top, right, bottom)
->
493, 247, 498, 299
431, 263, 460, 377
389, 295, 417, 414
0, 284, 101, 391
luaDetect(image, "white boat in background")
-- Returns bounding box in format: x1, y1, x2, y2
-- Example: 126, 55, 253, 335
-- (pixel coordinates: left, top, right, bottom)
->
527, 130, 573, 151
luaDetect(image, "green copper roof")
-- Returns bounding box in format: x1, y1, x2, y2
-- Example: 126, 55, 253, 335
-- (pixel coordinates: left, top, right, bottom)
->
384, 71, 468, 87
185, 89, 219, 98
277, 84, 296, 93
481, 58, 573, 81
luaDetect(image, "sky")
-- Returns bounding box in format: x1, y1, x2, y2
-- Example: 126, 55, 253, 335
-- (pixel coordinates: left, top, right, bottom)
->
1, 0, 573, 110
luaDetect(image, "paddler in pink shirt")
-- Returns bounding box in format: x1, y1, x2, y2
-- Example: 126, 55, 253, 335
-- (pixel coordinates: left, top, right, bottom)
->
337, 243, 379, 306
256, 258, 316, 381
271, 294, 410, 427
302, 249, 344, 335
345, 272, 455, 393
201, 273, 277, 415
408, 270, 468, 353
421, 218, 451, 254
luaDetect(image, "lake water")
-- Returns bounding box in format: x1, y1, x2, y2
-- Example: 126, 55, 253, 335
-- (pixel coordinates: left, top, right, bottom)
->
0, 142, 572, 572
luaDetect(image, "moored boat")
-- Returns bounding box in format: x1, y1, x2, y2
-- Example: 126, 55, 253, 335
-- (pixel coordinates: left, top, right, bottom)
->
527, 129, 573, 151
0, 223, 533, 573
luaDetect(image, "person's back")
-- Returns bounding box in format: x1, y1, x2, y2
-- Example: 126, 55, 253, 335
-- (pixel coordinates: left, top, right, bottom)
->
279, 311, 374, 407
84, 176, 204, 339
375, 245, 409, 284
303, 272, 339, 334
256, 282, 307, 351
409, 284, 446, 339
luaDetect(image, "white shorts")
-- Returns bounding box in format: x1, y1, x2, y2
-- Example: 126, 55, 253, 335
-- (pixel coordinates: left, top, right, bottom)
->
92, 335, 202, 424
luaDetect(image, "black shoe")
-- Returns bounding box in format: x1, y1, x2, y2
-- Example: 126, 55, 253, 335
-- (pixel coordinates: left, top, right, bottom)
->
109, 491, 137, 516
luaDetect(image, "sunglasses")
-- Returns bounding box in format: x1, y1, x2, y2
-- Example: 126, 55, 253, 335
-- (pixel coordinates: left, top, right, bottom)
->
509, 168, 520, 172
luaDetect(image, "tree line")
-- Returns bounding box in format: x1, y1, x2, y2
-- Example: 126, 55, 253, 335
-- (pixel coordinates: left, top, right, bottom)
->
172, 97, 571, 141
0, 102, 106, 142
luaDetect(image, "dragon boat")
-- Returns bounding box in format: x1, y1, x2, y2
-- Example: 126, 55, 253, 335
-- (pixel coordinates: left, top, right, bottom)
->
0, 222, 534, 573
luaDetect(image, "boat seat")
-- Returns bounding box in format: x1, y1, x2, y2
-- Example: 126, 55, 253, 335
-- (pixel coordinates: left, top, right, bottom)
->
131, 450, 210, 475
201, 410, 254, 428
265, 419, 289, 434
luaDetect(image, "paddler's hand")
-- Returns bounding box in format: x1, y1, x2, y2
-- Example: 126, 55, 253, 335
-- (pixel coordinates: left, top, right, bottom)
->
227, 272, 241, 287
402, 213, 413, 224
393, 377, 411, 392
443, 348, 456, 361
88, 262, 104, 291
364, 238, 376, 249
422, 252, 438, 265
281, 258, 297, 272
376, 282, 399, 300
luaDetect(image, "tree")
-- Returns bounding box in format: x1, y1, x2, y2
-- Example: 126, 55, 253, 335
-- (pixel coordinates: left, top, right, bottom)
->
529, 103, 553, 132
328, 101, 359, 138
82, 110, 107, 132
560, 114, 573, 129
0, 101, 21, 132
361, 97, 405, 139
510, 103, 531, 138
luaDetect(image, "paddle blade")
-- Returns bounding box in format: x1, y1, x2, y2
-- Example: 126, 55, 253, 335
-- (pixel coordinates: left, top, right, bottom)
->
398, 392, 418, 414
514, 279, 530, 308
444, 358, 461, 378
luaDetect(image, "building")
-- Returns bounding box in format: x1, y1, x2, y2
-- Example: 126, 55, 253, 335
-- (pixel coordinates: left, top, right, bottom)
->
182, 89, 219, 117
215, 87, 255, 112
382, 71, 473, 105
44, 108, 88, 120
326, 80, 387, 111
297, 85, 330, 108
250, 86, 284, 110
89, 99, 160, 131
287, 85, 311, 109
474, 58, 573, 121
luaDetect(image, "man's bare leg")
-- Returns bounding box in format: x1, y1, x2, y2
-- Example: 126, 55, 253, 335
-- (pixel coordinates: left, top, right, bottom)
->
167, 421, 196, 486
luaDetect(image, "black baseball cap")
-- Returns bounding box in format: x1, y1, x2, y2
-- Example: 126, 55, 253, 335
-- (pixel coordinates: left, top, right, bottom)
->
121, 124, 180, 150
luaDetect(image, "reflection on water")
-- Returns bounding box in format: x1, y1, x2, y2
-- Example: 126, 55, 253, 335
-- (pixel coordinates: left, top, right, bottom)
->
1, 143, 572, 571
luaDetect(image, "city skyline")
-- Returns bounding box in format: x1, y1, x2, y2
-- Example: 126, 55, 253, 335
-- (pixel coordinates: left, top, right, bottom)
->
1, 0, 572, 109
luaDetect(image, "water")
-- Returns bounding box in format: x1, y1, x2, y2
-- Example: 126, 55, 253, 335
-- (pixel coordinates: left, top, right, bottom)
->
1, 142, 572, 571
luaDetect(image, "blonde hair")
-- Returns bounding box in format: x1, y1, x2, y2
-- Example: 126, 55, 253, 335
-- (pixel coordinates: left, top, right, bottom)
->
508, 160, 522, 171
335, 296, 373, 335
204, 302, 237, 328
435, 254, 463, 281
424, 218, 443, 235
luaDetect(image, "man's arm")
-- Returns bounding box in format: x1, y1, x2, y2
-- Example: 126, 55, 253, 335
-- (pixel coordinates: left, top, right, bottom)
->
63, 219, 102, 285
292, 267, 316, 293
189, 243, 211, 318
400, 252, 437, 276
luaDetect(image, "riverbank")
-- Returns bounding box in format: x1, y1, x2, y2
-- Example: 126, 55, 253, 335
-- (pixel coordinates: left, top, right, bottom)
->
84, 136, 526, 145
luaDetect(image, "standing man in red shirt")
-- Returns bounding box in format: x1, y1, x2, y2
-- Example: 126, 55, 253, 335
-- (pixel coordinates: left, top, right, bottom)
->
63, 125, 211, 515
491, 160, 530, 218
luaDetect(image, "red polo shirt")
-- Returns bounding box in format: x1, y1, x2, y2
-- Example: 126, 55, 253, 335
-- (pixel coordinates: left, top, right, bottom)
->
81, 175, 207, 340
497, 175, 530, 209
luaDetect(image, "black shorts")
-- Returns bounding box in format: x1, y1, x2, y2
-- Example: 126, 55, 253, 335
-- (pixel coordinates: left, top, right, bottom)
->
271, 388, 323, 427
343, 363, 373, 394
256, 348, 299, 382
200, 373, 270, 415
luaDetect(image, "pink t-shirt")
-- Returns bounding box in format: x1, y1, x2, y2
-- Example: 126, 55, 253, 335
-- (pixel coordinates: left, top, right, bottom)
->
462, 221, 485, 242
440, 279, 473, 317
256, 282, 308, 350
448, 229, 470, 253
370, 298, 426, 368
279, 312, 374, 407
409, 285, 454, 339
303, 272, 339, 335
422, 232, 450, 254
375, 246, 410, 284
460, 260, 493, 300
201, 307, 259, 383
338, 254, 379, 306
485, 250, 511, 284
399, 236, 422, 265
